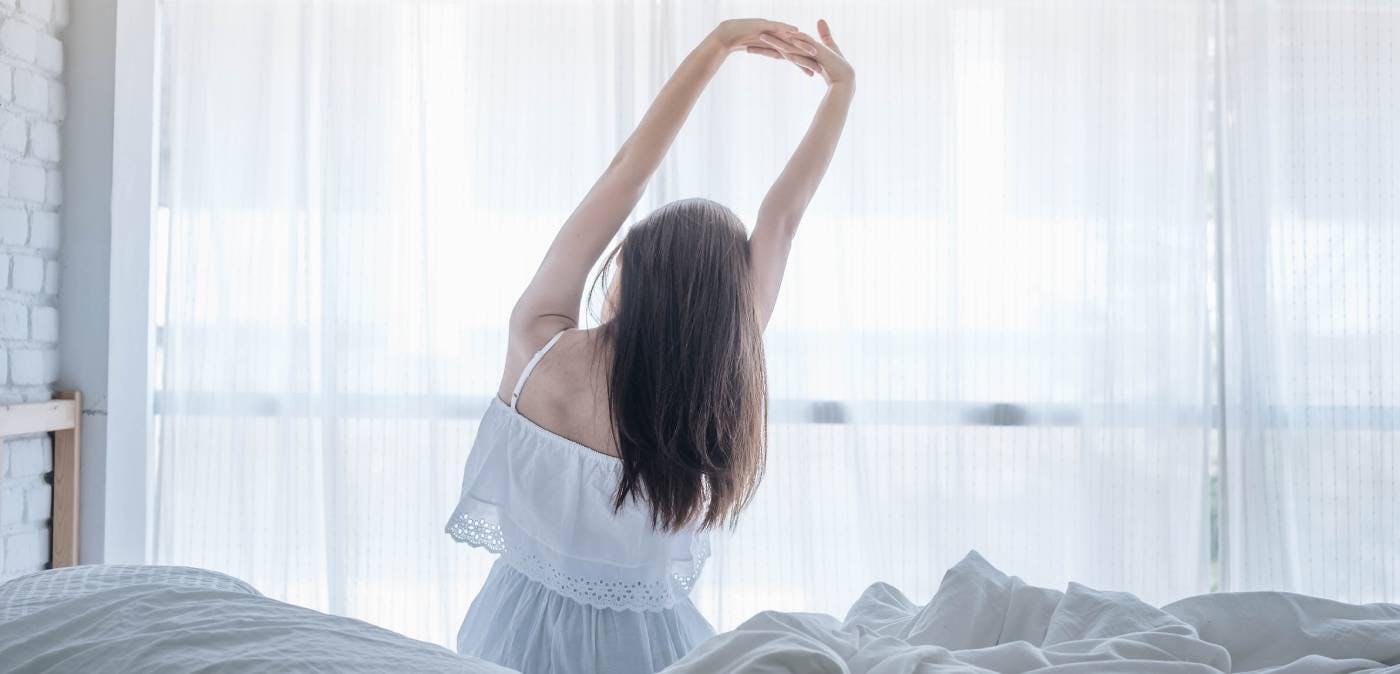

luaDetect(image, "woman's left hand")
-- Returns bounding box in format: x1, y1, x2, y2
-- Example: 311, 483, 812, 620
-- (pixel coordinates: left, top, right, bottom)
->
711, 19, 821, 77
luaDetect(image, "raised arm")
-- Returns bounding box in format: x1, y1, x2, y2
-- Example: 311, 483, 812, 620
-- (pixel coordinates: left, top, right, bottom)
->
508, 19, 807, 349
747, 20, 856, 327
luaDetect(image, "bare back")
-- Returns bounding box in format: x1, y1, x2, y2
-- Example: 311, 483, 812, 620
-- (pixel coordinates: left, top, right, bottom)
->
497, 328, 620, 458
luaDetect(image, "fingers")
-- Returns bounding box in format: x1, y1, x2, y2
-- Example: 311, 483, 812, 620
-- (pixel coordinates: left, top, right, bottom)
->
735, 22, 830, 78
758, 32, 815, 57
816, 19, 843, 56
745, 45, 781, 58
784, 32, 829, 60
783, 53, 822, 73
759, 34, 821, 76
747, 45, 817, 76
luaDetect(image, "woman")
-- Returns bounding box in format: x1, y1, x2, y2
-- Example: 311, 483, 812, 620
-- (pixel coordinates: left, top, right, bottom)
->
446, 18, 855, 674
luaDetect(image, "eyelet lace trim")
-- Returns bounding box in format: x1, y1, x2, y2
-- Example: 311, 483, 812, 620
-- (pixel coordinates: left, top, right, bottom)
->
506, 549, 676, 609
446, 515, 506, 554
673, 534, 709, 593
446, 514, 708, 611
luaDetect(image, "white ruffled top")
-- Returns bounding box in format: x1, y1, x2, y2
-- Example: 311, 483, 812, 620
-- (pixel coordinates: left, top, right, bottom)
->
445, 332, 710, 612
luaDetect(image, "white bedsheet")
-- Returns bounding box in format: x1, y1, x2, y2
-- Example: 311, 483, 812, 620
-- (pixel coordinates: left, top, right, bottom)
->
663, 552, 1400, 674
0, 565, 514, 673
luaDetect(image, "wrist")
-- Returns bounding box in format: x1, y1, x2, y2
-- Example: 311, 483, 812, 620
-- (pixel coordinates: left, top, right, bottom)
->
702, 28, 733, 55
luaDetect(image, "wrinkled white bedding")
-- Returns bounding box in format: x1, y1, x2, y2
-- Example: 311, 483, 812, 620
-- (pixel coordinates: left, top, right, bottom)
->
663, 552, 1400, 674
0, 565, 513, 673
4, 559, 1396, 673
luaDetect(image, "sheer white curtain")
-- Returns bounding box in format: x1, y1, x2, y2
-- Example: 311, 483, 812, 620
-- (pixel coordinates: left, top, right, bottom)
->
1221, 0, 1399, 601
155, 0, 1217, 647
670, 0, 1214, 624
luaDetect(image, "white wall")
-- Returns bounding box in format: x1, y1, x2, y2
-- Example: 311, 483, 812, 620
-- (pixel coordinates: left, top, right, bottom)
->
57, 0, 115, 566
0, 0, 68, 580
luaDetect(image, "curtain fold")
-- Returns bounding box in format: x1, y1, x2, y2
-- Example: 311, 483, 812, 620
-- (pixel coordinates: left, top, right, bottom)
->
1221, 0, 1399, 600
152, 0, 1395, 649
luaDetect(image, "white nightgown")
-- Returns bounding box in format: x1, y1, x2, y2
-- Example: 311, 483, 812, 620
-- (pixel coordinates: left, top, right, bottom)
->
445, 330, 714, 674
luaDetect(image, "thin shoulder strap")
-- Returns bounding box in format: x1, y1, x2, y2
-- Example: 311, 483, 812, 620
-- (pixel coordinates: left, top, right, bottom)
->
510, 329, 569, 410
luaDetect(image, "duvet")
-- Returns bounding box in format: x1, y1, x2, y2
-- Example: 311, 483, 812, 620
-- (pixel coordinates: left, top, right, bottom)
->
661, 552, 1400, 674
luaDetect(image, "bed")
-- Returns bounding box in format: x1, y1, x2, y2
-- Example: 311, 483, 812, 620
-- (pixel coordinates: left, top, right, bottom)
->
4, 555, 1397, 673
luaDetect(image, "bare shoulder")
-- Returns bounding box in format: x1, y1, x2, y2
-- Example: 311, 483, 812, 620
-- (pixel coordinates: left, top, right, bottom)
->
500, 327, 618, 455
497, 319, 579, 401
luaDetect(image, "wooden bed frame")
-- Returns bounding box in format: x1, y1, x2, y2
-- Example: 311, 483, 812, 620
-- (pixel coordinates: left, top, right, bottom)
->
0, 391, 82, 568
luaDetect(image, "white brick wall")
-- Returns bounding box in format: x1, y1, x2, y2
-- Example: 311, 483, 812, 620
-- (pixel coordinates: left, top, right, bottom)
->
0, 0, 61, 581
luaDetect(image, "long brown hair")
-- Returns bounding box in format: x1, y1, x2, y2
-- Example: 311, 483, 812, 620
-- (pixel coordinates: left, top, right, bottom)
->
592, 198, 767, 532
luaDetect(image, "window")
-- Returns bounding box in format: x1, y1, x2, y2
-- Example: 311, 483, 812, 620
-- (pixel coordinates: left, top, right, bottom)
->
147, 0, 1397, 647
